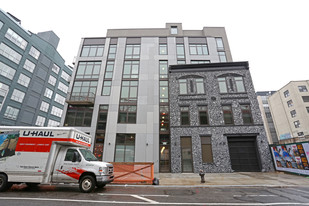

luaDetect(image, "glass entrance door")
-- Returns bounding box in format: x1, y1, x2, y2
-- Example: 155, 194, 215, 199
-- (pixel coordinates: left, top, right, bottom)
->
181, 137, 193, 173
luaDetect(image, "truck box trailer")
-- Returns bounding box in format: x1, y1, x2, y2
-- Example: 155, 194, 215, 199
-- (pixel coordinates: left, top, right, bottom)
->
0, 126, 114, 192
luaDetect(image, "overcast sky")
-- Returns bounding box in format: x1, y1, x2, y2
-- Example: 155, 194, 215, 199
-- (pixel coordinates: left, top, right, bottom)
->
1, 0, 308, 92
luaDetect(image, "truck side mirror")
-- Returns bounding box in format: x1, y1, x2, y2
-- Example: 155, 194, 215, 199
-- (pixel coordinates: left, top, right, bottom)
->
72, 151, 81, 162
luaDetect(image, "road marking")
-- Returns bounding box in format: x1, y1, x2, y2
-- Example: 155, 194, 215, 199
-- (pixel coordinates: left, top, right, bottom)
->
1, 197, 309, 205
131, 195, 159, 204
288, 188, 309, 195
234, 195, 277, 197
98, 193, 169, 197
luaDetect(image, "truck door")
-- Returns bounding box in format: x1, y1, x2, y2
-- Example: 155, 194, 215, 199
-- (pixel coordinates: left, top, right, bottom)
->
53, 148, 83, 183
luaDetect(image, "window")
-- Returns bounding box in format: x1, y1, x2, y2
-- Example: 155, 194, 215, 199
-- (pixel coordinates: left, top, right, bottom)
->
120, 81, 138, 102
180, 107, 190, 125
64, 105, 93, 126
179, 79, 188, 95
191, 60, 210, 64
61, 71, 70, 82
11, 89, 25, 103
23, 59, 36, 73
125, 44, 140, 59
17, 73, 30, 87
48, 119, 60, 127
223, 105, 233, 125
5, 28, 28, 50
48, 75, 57, 86
40, 101, 50, 112
159, 61, 168, 79
196, 78, 205, 94
159, 44, 167, 55
81, 45, 104, 57
218, 77, 227, 93
201, 136, 213, 163
0, 43, 22, 64
218, 51, 226, 62
76, 62, 101, 79
102, 81, 112, 96
123, 61, 139, 79
176, 44, 185, 59
302, 96, 309, 102
160, 106, 169, 132
51, 106, 63, 117
58, 82, 69, 93
171, 26, 178, 35
97, 105, 109, 131
298, 86, 308, 92
64, 149, 79, 162
54, 93, 65, 105
29, 46, 40, 60
0, 61, 15, 80
104, 61, 114, 79
189, 44, 208, 55
52, 63, 60, 74
241, 105, 253, 124
290, 110, 296, 118
44, 88, 53, 99
199, 106, 208, 125
71, 81, 97, 100
177, 60, 186, 64
115, 134, 135, 162
4, 106, 19, 120
118, 105, 137, 123
160, 81, 168, 103
35, 116, 46, 126
108, 44, 117, 59
298, 132, 304, 136
294, 120, 300, 128
0, 83, 9, 96
235, 77, 245, 92
0, 21, 3, 29
215, 37, 224, 50
287, 100, 293, 107
284, 90, 290, 98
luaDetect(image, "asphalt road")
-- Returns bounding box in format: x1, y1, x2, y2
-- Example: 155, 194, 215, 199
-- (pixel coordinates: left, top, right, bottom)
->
0, 184, 309, 205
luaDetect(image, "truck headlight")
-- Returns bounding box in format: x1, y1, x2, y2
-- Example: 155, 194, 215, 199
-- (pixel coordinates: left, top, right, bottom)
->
99, 167, 107, 174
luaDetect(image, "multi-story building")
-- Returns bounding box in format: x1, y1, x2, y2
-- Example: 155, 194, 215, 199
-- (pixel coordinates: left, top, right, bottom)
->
0, 9, 72, 127
256, 91, 278, 144
61, 23, 249, 173
169, 62, 273, 173
269, 81, 309, 144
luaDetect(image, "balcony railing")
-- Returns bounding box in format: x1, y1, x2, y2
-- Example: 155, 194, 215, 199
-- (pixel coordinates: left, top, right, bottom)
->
66, 92, 95, 105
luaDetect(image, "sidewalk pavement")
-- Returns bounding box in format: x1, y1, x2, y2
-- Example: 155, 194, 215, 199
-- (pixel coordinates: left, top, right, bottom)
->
155, 172, 309, 187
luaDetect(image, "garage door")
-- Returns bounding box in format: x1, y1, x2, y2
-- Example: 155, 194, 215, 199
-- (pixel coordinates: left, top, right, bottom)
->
228, 137, 260, 172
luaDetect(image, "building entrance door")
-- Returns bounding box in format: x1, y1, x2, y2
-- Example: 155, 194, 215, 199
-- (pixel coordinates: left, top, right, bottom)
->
181, 137, 193, 173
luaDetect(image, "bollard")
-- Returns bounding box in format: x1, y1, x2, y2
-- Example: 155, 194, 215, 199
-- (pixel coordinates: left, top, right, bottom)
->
199, 169, 205, 183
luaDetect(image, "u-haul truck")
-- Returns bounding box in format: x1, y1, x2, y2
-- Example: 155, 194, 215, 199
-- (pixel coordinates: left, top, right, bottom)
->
0, 126, 114, 193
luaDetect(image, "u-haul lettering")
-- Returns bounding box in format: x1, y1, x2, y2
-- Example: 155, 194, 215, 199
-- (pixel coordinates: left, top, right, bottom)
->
23, 130, 54, 137
75, 133, 90, 144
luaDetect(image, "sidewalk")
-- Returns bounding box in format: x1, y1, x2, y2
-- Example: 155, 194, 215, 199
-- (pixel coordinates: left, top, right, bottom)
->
155, 172, 309, 187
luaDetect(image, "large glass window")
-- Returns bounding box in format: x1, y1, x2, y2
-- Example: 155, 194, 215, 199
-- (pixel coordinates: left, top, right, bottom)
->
123, 61, 139, 79
52, 64, 60, 74
94, 105, 109, 161
215, 37, 224, 50
97, 105, 109, 131
218, 77, 227, 93
61, 71, 70, 82
115, 134, 135, 162
159, 44, 167, 55
189, 44, 208, 55
104, 61, 114, 79
23, 59, 36, 73
102, 81, 112, 96
179, 79, 188, 95
125, 45, 140, 59
170, 26, 178, 35
159, 61, 168, 79
0, 43, 22, 64
180, 107, 190, 125
35, 116, 46, 126
54, 93, 66, 105
58, 82, 69, 94
241, 105, 253, 124
81, 45, 104, 57
176, 44, 185, 59
160, 81, 168, 103
48, 120, 60, 127
64, 105, 93, 126
29, 46, 40, 60
120, 81, 138, 102
218, 51, 227, 62
0, 61, 16, 80
196, 78, 205, 94
51, 106, 63, 117
40, 101, 50, 112
11, 89, 25, 103
160, 106, 169, 132
201, 136, 213, 163
223, 105, 233, 125
17, 73, 30, 87
108, 44, 117, 59
198, 106, 208, 125
44, 88, 53, 99
76, 62, 101, 79
5, 28, 28, 50
0, 83, 9, 97
48, 75, 57, 86
191, 60, 210, 64
118, 105, 137, 123
4, 106, 19, 120
235, 77, 245, 92
71, 81, 97, 100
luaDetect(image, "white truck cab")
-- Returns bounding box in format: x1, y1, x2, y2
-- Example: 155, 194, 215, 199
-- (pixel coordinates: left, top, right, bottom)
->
0, 126, 114, 192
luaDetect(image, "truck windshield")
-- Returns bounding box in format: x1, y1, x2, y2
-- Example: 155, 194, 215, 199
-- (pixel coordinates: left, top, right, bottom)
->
79, 149, 98, 161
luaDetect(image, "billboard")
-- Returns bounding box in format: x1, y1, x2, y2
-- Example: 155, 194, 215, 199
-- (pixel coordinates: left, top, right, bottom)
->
270, 142, 309, 175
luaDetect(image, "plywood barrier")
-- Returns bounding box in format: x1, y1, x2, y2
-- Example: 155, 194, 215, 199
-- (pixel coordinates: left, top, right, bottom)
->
111, 162, 154, 184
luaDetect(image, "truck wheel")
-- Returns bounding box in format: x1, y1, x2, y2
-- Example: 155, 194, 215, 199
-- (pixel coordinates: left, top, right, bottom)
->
79, 175, 95, 193
0, 174, 11, 192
